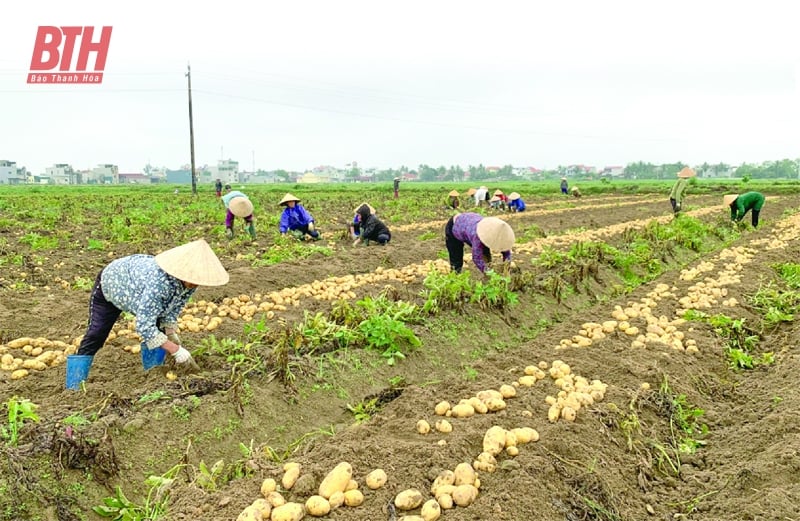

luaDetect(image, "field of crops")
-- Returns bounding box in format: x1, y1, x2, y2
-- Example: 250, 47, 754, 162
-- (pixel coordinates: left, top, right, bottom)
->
1, 181, 800, 521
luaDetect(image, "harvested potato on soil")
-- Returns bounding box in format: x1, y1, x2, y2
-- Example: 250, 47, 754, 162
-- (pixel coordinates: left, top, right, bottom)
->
365, 468, 388, 490
270, 502, 304, 521
421, 499, 442, 521
305, 495, 330, 517
416, 419, 431, 434
319, 462, 352, 499
395, 489, 424, 510
344, 489, 364, 507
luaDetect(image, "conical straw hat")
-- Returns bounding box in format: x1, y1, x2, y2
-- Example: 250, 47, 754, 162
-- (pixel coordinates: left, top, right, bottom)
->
449, 190, 459, 197
723, 194, 738, 206
677, 167, 696, 178
155, 239, 229, 286
476, 217, 515, 251
279, 193, 301, 206
354, 202, 376, 215
229, 196, 253, 217
490, 196, 500, 202
493, 189, 504, 196
508, 192, 521, 200
466, 188, 477, 196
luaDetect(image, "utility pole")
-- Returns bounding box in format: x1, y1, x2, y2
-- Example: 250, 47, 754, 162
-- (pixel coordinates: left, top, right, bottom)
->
186, 63, 197, 196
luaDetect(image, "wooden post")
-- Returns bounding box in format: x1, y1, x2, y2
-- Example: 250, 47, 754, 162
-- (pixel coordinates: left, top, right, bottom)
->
187, 63, 197, 196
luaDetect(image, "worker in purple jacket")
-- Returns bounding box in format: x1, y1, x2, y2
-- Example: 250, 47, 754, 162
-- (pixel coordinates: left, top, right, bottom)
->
444, 213, 515, 274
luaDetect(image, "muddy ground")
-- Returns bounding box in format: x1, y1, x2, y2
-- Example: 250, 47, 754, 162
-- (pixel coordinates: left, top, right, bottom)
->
1, 191, 800, 521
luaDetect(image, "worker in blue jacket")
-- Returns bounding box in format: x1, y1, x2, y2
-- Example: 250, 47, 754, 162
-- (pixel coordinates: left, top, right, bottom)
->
507, 192, 526, 212
278, 193, 320, 240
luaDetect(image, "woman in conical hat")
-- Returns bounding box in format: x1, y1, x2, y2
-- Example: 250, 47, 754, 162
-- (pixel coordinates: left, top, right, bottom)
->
447, 190, 460, 210
278, 193, 320, 240
444, 213, 515, 274
66, 239, 229, 389
725, 192, 765, 228
221, 185, 256, 239
669, 167, 696, 215
507, 192, 526, 212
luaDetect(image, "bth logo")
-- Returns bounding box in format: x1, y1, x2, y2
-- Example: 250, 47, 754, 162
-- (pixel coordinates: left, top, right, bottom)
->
28, 26, 112, 84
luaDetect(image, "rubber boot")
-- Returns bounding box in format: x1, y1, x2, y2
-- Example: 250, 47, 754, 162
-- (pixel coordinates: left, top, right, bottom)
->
225, 227, 233, 239
66, 354, 93, 390
247, 222, 256, 239
141, 345, 167, 371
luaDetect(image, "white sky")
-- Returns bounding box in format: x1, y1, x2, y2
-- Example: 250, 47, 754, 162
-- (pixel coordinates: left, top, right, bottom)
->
2, 1, 799, 174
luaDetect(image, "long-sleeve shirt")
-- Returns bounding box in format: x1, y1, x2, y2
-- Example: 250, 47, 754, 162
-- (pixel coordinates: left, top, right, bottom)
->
474, 188, 488, 205
100, 255, 196, 349
730, 192, 766, 221
359, 214, 390, 241
508, 198, 526, 211
451, 213, 512, 273
221, 190, 249, 209
669, 178, 689, 204
279, 204, 315, 233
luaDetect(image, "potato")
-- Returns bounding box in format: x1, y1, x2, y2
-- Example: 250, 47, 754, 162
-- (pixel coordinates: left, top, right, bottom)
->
7, 337, 33, 349
561, 406, 577, 422
250, 499, 271, 519
511, 427, 539, 444
484, 398, 506, 412
269, 502, 304, 521
476, 389, 503, 403
266, 491, 286, 508
433, 484, 456, 499
328, 491, 345, 509
430, 469, 455, 494
11, 369, 29, 380
236, 505, 263, 521
305, 495, 330, 517
467, 396, 489, 414
344, 489, 364, 507
416, 419, 431, 435
421, 499, 442, 521
453, 463, 476, 486
319, 462, 352, 499
394, 489, 424, 511
437, 494, 454, 510
261, 478, 277, 497
434, 401, 451, 416
398, 517, 425, 521
450, 402, 475, 418
506, 446, 519, 456
518, 375, 537, 387
504, 430, 518, 448
282, 466, 301, 490
499, 384, 516, 398
365, 468, 387, 490
345, 479, 358, 491
452, 484, 479, 507
482, 426, 507, 456
434, 419, 452, 433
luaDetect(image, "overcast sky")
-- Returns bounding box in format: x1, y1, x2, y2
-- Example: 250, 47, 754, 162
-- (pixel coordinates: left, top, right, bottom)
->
2, 1, 798, 175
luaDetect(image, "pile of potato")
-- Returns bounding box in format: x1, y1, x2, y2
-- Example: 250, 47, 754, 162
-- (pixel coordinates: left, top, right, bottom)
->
431, 385, 517, 421
236, 461, 380, 521
545, 360, 607, 422
0, 336, 73, 379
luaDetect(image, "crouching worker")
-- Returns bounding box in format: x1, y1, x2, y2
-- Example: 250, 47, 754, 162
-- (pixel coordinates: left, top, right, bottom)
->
279, 193, 320, 240
725, 192, 765, 228
222, 185, 256, 239
507, 192, 526, 212
349, 202, 374, 239
353, 203, 391, 246
571, 186, 582, 198
444, 212, 515, 274
66, 239, 230, 389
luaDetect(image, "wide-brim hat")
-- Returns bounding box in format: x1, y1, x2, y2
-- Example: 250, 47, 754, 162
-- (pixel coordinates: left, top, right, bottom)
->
493, 189, 504, 196
466, 188, 477, 196
279, 193, 301, 206
508, 192, 521, 200
155, 239, 229, 286
490, 196, 501, 202
476, 217, 515, 251
723, 194, 738, 206
394, 177, 400, 181
561, 177, 567, 181
229, 196, 253, 217
448, 190, 459, 197
677, 167, 696, 179
354, 202, 376, 215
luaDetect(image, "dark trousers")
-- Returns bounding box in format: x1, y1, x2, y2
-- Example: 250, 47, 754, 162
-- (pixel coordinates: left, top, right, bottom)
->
77, 271, 121, 356
670, 198, 680, 214
295, 224, 319, 238
751, 209, 760, 227
376, 232, 391, 244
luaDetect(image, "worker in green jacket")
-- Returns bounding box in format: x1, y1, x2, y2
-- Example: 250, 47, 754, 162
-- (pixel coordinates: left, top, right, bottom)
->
724, 192, 765, 228
669, 167, 695, 215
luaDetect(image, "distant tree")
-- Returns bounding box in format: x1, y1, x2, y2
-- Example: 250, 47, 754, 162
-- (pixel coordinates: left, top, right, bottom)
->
418, 164, 437, 182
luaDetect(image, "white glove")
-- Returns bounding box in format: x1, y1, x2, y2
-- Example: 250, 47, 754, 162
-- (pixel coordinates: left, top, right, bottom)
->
172, 346, 193, 364
308, 222, 316, 232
